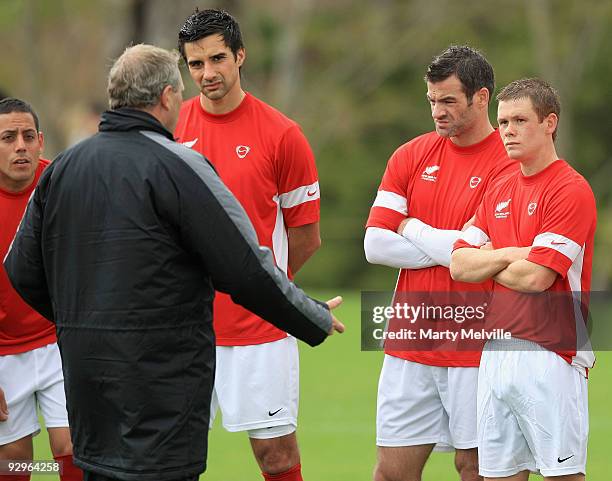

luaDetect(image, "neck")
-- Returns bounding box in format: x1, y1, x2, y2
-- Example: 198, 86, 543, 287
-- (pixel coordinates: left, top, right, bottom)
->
200, 88, 246, 115
520, 144, 559, 176
450, 117, 494, 148
139, 106, 172, 132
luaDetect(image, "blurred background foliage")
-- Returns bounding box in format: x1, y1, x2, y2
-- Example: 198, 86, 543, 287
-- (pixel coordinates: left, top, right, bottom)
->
2, 0, 611, 290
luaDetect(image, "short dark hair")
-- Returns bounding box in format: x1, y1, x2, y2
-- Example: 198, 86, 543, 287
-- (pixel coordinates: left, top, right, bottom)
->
425, 45, 495, 104
0, 97, 40, 131
178, 8, 244, 60
497, 77, 561, 140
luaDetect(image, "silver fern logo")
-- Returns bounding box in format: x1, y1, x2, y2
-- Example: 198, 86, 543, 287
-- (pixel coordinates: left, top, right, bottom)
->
421, 165, 440, 182
495, 198, 512, 219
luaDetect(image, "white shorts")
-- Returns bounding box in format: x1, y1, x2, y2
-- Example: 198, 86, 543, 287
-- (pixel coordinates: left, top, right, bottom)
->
478, 338, 588, 478
0, 343, 69, 445
210, 336, 299, 439
376, 355, 478, 450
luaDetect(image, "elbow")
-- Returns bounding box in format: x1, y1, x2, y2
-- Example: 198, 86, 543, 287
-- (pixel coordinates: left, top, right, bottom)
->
304, 236, 321, 260
364, 247, 376, 265
312, 235, 322, 253
364, 234, 380, 265
449, 253, 465, 281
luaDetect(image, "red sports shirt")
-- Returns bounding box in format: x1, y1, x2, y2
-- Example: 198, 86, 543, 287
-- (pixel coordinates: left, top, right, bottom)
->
454, 160, 596, 374
175, 93, 320, 345
1, 159, 55, 355
366, 130, 516, 366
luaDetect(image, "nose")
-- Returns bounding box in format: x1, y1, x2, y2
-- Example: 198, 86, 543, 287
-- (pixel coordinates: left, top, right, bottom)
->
431, 102, 445, 120
503, 123, 516, 137
202, 62, 217, 81
14, 134, 27, 152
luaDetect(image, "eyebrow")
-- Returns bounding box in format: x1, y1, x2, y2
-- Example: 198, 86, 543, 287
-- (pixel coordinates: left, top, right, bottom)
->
426, 94, 457, 101
0, 128, 37, 135
497, 113, 525, 121
187, 51, 227, 63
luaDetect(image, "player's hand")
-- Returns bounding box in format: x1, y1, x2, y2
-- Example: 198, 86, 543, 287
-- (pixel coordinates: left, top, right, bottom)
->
0, 387, 8, 422
508, 246, 531, 262
396, 218, 413, 235
480, 242, 493, 250
326, 296, 345, 335
462, 215, 476, 231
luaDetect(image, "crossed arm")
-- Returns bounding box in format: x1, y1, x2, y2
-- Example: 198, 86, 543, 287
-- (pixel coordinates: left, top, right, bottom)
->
364, 216, 472, 270
450, 243, 558, 293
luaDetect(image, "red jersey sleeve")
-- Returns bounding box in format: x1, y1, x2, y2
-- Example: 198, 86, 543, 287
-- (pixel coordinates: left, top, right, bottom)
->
276, 125, 320, 228
366, 146, 411, 232
528, 181, 596, 278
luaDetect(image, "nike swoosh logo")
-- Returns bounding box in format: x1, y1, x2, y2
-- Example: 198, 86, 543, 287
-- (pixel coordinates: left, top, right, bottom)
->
557, 455, 574, 463
268, 408, 282, 417
551, 241, 567, 245
182, 138, 198, 148
307, 190, 317, 196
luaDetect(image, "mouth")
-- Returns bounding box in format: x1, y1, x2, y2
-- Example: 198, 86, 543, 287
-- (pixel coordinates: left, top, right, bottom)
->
203, 81, 222, 91
13, 158, 31, 165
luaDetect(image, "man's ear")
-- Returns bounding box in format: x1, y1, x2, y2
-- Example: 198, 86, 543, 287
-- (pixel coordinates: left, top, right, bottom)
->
160, 85, 174, 110
38, 131, 45, 154
544, 112, 558, 137
476, 86, 490, 109
236, 48, 245, 68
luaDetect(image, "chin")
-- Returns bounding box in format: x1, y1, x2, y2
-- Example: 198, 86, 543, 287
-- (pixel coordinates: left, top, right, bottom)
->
506, 151, 524, 161
435, 127, 452, 138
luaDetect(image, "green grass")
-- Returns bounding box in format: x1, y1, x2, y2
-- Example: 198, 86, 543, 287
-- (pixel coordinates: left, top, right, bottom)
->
32, 290, 612, 480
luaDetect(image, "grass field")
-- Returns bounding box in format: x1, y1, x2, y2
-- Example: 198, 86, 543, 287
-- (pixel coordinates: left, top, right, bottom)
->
32, 290, 611, 480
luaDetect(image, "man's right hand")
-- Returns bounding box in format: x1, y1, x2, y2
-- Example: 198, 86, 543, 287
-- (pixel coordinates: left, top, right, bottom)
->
0, 387, 8, 422
326, 296, 345, 335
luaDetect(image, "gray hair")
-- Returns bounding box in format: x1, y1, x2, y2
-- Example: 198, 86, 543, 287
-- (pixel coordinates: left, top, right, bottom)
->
107, 44, 182, 110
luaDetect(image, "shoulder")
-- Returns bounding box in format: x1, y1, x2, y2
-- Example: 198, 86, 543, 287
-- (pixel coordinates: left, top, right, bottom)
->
388, 131, 439, 164
549, 161, 595, 204
141, 131, 207, 167
247, 93, 299, 131
405, 131, 440, 149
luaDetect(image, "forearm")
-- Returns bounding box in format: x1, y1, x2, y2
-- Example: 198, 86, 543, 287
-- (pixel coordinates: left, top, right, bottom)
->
364, 227, 436, 269
288, 223, 321, 274
450, 247, 516, 283
493, 259, 557, 293
401, 219, 463, 267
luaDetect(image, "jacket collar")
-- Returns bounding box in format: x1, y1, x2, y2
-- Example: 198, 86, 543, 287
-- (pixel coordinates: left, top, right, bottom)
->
98, 108, 174, 140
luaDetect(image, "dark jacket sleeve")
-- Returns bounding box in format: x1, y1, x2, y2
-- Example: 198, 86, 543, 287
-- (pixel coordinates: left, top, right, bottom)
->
146, 133, 333, 346
4, 171, 54, 322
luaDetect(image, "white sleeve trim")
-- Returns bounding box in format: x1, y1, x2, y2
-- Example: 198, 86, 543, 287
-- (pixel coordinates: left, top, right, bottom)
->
532, 232, 582, 262
372, 190, 408, 216
279, 181, 320, 208
364, 227, 436, 269
401, 218, 463, 268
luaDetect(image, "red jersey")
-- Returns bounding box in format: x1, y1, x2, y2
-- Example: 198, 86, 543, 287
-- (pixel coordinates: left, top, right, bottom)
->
454, 160, 596, 374
366, 130, 516, 366
175, 93, 320, 345
1, 159, 55, 355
